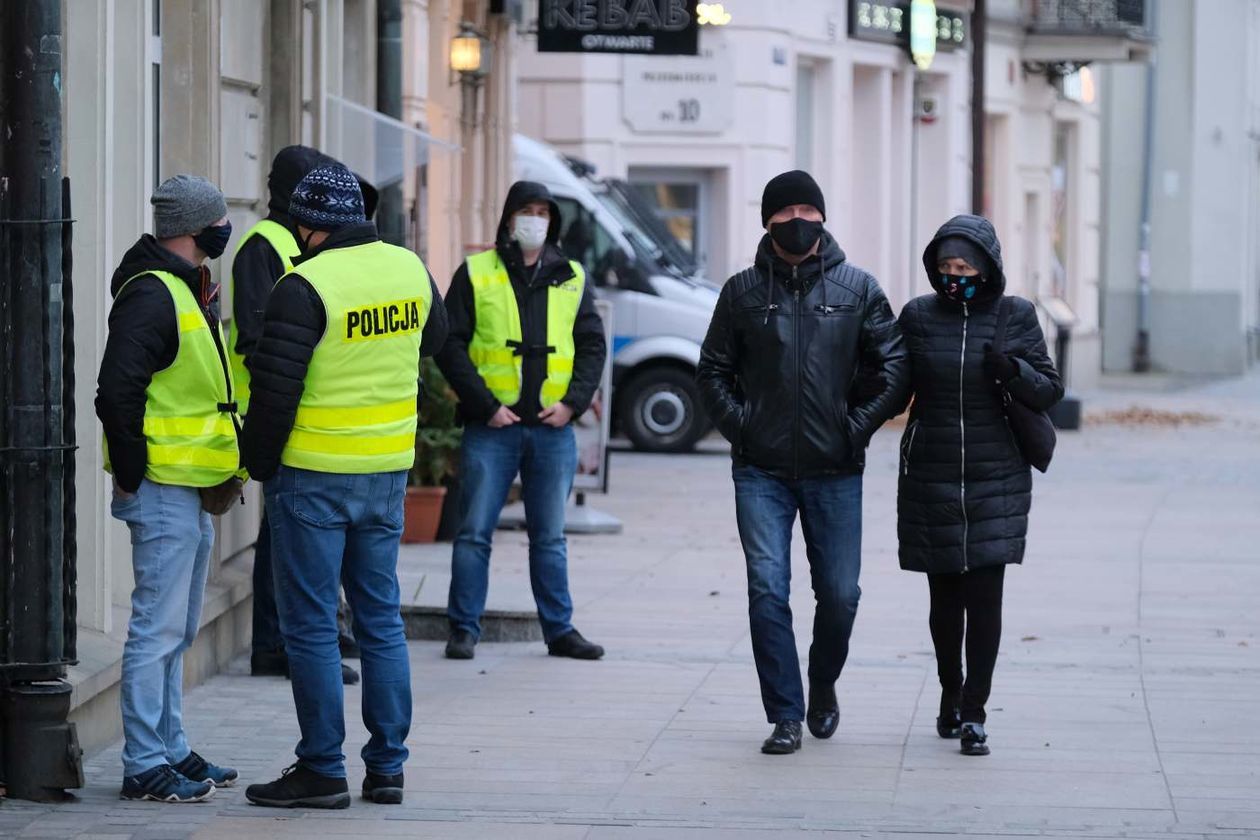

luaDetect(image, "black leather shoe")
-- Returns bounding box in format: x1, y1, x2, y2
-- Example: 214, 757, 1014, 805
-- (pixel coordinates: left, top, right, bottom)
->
547, 629, 604, 660
341, 663, 360, 685
362, 771, 404, 804
445, 630, 476, 660
250, 648, 289, 677
937, 708, 962, 739
246, 764, 350, 809
761, 720, 803, 754
806, 682, 839, 739
960, 722, 990, 756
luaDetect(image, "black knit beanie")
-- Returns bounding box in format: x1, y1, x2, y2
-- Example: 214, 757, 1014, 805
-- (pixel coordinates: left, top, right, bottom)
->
761, 170, 826, 226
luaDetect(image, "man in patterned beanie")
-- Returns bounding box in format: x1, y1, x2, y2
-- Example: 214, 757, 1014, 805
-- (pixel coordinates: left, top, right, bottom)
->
242, 163, 448, 809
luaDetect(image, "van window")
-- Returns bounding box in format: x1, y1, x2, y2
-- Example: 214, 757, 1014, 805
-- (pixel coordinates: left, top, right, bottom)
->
554, 197, 653, 294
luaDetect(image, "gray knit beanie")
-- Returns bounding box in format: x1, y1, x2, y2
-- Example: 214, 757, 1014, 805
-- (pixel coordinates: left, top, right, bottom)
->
151, 175, 228, 239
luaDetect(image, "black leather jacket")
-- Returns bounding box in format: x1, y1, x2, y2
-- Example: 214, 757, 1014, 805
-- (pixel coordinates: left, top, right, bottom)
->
697, 232, 910, 479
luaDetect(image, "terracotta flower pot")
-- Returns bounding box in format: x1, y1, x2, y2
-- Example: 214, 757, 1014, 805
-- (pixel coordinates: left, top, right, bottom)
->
402, 485, 447, 544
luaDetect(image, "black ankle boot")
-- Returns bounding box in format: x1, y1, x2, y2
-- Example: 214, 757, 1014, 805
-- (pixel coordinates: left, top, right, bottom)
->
760, 720, 803, 755
960, 722, 990, 756
806, 682, 839, 739
936, 689, 962, 739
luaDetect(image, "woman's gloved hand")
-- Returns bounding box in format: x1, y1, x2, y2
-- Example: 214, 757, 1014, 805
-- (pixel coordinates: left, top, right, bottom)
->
982, 344, 1019, 385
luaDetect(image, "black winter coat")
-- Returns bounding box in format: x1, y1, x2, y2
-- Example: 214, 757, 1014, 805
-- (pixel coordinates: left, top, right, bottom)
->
96, 236, 233, 493
437, 180, 607, 426
897, 215, 1064, 574
239, 223, 448, 480
696, 232, 910, 479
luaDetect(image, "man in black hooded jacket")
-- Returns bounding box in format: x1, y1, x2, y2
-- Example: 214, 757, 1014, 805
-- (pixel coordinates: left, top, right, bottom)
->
696, 171, 910, 755
438, 181, 606, 661
231, 145, 375, 685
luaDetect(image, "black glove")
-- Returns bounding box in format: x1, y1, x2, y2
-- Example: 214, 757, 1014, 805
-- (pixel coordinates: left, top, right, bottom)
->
982, 344, 1019, 384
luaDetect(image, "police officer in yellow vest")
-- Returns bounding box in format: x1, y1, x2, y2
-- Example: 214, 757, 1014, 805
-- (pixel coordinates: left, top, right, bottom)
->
437, 181, 607, 662
240, 164, 446, 809
230, 145, 367, 686
96, 175, 242, 803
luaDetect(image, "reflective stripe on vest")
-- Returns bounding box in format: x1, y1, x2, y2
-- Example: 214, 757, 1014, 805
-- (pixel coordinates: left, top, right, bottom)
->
103, 271, 241, 487
279, 240, 433, 474
465, 249, 584, 409
228, 219, 301, 416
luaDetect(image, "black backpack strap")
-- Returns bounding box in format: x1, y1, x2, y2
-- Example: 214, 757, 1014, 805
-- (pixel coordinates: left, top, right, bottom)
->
993, 295, 1013, 355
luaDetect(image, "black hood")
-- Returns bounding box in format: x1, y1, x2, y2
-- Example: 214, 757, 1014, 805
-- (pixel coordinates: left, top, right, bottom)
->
922, 214, 1006, 302
268, 145, 336, 215
495, 180, 563, 251
755, 228, 847, 290
110, 234, 203, 297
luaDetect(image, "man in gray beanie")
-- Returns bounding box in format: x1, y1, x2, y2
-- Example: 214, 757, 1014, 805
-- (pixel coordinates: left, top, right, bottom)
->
96, 174, 242, 803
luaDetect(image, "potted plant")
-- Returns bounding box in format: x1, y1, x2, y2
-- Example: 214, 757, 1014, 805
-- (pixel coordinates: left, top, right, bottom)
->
403, 358, 463, 544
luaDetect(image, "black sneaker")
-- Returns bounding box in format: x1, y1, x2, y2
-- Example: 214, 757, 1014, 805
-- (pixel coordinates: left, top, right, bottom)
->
251, 647, 289, 677
547, 629, 604, 660
445, 630, 476, 660
362, 770, 404, 804
761, 720, 803, 755
245, 764, 350, 809
172, 750, 238, 787
120, 764, 215, 803
341, 663, 360, 685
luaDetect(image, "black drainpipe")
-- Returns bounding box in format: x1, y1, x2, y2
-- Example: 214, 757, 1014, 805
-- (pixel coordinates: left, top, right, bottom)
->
0, 0, 85, 802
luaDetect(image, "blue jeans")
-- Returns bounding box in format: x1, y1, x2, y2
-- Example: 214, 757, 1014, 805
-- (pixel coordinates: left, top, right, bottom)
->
732, 465, 863, 723
111, 479, 213, 777
265, 466, 410, 778
448, 424, 577, 643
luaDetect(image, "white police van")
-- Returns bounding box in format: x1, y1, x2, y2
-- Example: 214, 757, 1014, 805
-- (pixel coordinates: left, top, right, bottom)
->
514, 134, 719, 452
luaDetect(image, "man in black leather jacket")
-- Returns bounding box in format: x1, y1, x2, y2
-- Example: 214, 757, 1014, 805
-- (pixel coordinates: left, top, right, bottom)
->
696, 170, 910, 755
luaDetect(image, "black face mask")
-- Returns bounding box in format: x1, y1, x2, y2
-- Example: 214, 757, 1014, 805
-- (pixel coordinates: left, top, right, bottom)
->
770, 218, 823, 256
194, 222, 232, 260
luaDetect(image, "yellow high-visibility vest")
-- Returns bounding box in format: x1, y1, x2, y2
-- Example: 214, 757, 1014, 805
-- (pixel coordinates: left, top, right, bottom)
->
228, 219, 301, 416
465, 248, 584, 409
103, 271, 241, 487
279, 240, 433, 474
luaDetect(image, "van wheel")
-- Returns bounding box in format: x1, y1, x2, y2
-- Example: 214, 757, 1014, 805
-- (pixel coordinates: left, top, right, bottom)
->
618, 367, 708, 453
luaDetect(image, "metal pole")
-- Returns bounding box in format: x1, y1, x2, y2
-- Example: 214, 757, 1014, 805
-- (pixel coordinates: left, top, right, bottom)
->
0, 0, 84, 802
970, 0, 987, 215
376, 0, 406, 247
1133, 23, 1158, 372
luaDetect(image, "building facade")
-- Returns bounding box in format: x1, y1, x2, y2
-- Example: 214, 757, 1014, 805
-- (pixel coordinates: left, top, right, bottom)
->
62, 0, 518, 752
516, 0, 1152, 391
1101, 0, 1260, 375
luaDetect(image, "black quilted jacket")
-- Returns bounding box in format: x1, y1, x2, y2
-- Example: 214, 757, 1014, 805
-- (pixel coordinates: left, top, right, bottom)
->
897, 215, 1063, 574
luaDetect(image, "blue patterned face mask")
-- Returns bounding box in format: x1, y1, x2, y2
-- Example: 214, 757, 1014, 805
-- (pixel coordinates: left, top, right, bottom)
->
941, 273, 982, 302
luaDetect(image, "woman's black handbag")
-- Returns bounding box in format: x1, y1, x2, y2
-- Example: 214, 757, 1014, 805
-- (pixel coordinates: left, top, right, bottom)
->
994, 296, 1056, 473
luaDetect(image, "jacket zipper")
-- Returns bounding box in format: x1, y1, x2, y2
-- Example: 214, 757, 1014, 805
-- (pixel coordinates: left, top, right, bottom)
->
902, 421, 918, 476
792, 269, 802, 480
959, 303, 970, 572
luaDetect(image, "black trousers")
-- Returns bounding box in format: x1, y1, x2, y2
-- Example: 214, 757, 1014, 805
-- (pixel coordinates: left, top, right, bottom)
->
927, 565, 1005, 724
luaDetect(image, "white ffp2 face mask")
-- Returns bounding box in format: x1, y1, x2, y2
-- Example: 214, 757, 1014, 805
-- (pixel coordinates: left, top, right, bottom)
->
511, 215, 549, 251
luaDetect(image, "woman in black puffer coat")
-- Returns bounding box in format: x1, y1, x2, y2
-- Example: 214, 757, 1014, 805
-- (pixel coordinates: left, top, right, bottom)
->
897, 215, 1063, 757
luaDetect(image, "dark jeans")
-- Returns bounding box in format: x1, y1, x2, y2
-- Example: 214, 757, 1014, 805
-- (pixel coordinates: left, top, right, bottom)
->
732, 464, 863, 723
251, 509, 282, 653
266, 466, 411, 778
254, 506, 356, 655
927, 565, 1006, 724
448, 424, 577, 643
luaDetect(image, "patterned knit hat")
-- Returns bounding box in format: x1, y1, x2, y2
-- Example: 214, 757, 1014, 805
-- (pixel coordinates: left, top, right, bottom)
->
289, 163, 366, 232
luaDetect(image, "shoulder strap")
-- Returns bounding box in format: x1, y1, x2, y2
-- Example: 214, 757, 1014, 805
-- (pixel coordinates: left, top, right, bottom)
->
993, 295, 1013, 354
